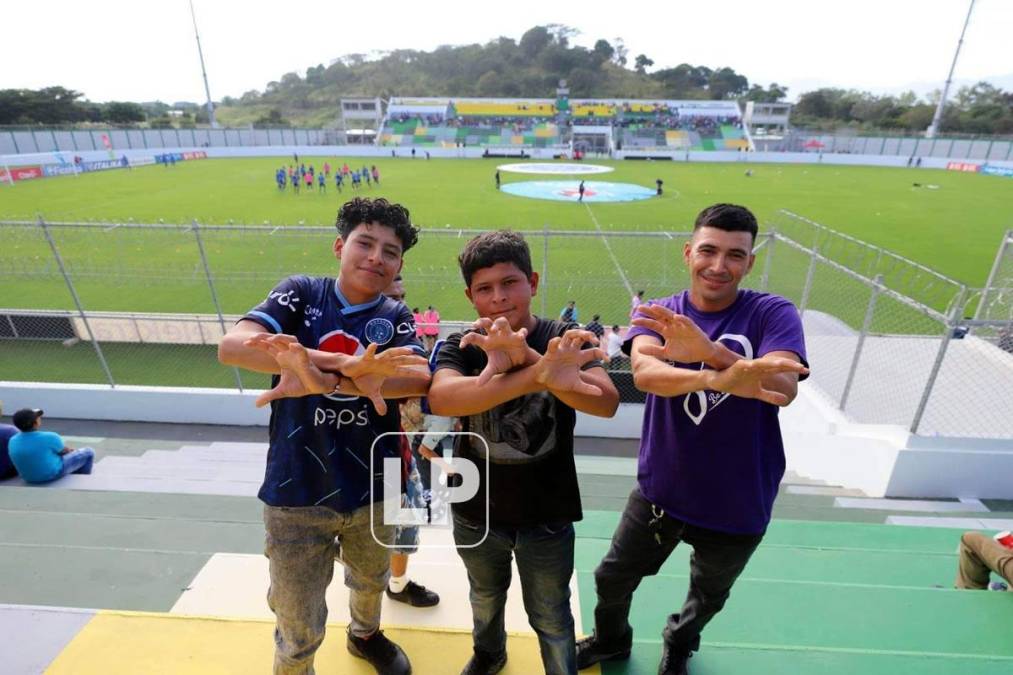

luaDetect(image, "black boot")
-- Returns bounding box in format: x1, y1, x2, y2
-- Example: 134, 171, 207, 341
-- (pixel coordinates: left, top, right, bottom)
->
575, 628, 633, 670
658, 620, 700, 675
347, 629, 411, 674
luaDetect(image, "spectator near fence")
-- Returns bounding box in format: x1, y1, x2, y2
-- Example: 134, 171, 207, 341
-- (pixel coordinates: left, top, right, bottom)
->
421, 305, 441, 351
8, 409, 94, 484
955, 531, 1013, 591
585, 314, 605, 340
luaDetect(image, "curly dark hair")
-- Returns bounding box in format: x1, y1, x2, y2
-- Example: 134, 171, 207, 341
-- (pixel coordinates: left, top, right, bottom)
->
693, 203, 758, 242
458, 230, 533, 286
335, 197, 419, 252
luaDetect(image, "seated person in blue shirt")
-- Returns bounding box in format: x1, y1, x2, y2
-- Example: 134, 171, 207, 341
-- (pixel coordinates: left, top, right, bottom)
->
8, 409, 94, 483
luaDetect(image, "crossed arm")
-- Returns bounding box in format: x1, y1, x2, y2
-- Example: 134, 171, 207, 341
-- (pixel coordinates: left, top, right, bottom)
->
427, 318, 619, 418
630, 304, 808, 406
219, 319, 430, 413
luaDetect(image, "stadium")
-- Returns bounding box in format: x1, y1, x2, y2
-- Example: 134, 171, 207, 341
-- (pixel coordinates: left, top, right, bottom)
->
2, 14, 1013, 675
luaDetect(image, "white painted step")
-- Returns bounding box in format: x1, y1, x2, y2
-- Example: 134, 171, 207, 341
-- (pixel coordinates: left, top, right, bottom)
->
834, 497, 989, 513
171, 529, 583, 636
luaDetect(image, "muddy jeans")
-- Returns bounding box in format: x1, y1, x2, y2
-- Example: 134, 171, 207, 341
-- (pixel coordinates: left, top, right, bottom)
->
264, 502, 395, 675
955, 531, 1013, 590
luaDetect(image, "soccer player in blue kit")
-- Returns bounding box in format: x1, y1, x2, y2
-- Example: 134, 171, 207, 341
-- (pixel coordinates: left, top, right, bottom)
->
219, 197, 430, 675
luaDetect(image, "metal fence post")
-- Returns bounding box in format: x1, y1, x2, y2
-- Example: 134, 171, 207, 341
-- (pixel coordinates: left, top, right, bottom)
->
840, 274, 882, 411
798, 245, 819, 315
541, 223, 549, 318
910, 288, 967, 435
760, 229, 776, 291
192, 219, 245, 392
39, 216, 116, 387
974, 229, 1011, 321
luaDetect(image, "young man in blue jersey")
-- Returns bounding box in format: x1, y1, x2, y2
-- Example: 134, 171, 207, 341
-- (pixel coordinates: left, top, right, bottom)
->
576, 204, 809, 675
219, 197, 431, 675
428, 230, 619, 675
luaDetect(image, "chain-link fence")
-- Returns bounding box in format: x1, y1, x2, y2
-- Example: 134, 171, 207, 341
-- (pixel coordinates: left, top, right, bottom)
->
2, 217, 1011, 438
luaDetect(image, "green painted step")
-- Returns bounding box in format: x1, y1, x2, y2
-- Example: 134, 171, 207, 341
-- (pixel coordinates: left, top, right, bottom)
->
574, 539, 954, 589
598, 643, 1011, 675
0, 487, 263, 523
0, 511, 264, 554
0, 544, 208, 612
577, 512, 967, 554
577, 572, 1013, 658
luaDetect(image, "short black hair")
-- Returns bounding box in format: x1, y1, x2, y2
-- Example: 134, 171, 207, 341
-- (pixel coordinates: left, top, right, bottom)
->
693, 203, 758, 242
458, 230, 533, 287
335, 197, 419, 252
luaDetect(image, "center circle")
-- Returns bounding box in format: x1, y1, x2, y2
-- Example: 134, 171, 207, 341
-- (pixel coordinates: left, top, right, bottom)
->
497, 162, 614, 175
501, 180, 657, 203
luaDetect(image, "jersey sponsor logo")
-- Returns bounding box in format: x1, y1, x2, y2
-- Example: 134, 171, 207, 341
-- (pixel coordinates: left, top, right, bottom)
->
314, 407, 370, 429
317, 329, 364, 355
318, 330, 365, 404
303, 305, 323, 327
683, 334, 753, 426
396, 320, 415, 336
269, 289, 300, 312
364, 318, 395, 345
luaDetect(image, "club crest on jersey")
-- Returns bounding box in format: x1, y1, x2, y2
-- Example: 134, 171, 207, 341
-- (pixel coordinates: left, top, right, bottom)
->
364, 318, 395, 346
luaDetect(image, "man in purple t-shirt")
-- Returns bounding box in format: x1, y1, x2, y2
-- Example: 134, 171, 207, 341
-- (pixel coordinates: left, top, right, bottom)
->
577, 204, 809, 674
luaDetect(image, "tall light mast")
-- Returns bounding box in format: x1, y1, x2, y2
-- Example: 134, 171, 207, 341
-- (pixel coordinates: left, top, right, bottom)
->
190, 0, 218, 129
926, 0, 975, 139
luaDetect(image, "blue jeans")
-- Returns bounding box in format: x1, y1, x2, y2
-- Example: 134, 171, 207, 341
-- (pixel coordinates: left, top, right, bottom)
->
59, 448, 94, 477
264, 503, 395, 675
453, 513, 576, 675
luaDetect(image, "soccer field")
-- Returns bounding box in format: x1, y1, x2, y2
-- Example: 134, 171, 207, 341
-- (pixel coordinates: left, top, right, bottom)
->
1, 157, 1009, 323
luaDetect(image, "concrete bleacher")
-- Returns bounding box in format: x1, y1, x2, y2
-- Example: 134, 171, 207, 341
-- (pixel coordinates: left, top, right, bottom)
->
3, 430, 1012, 673
378, 97, 750, 151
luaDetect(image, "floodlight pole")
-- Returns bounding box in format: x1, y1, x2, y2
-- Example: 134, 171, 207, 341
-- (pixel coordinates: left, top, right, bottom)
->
190, 0, 218, 129
926, 0, 975, 139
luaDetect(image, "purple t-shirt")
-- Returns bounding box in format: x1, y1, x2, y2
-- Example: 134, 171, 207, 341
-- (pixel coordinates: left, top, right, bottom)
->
624, 289, 808, 535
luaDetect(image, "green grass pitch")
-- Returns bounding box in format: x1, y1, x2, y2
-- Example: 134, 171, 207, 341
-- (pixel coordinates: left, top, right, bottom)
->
2, 156, 1008, 387
1, 156, 1009, 319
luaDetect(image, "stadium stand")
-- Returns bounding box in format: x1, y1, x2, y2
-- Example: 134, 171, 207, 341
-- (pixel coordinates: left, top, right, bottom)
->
378, 98, 750, 152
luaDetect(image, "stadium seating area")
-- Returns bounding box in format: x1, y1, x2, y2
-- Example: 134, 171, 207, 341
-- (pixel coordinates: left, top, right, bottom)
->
378, 98, 750, 151
380, 98, 564, 148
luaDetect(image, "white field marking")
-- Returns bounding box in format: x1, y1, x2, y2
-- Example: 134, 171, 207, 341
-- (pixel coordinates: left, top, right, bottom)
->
583, 201, 634, 297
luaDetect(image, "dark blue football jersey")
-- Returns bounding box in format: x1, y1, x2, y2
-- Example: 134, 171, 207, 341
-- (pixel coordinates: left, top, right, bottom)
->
244, 275, 425, 512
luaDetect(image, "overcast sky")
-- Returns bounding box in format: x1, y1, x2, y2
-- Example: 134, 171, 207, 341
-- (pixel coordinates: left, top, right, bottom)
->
5, 0, 1010, 103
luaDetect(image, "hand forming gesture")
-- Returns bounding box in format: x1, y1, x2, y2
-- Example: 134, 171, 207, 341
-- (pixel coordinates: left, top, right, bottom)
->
632, 304, 719, 364
705, 354, 809, 406
244, 333, 330, 408
459, 317, 530, 385
339, 342, 429, 415
534, 329, 605, 396
244, 333, 427, 414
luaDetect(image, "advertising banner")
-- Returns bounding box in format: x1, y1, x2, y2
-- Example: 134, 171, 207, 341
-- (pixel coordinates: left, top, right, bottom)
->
981, 165, 1013, 178
8, 166, 44, 181
945, 161, 981, 172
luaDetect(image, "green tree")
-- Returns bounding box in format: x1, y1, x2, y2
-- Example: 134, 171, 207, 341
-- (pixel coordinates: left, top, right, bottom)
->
634, 54, 654, 75
103, 101, 145, 124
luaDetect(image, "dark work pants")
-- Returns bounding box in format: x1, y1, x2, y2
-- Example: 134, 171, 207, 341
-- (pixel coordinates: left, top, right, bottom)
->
591, 487, 763, 651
